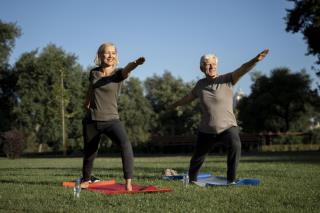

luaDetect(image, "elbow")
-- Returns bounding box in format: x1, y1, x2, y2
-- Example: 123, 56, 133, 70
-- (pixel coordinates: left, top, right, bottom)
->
231, 73, 238, 85
232, 79, 238, 85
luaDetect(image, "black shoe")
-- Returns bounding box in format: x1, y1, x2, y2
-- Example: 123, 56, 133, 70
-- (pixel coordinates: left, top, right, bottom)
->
90, 175, 101, 183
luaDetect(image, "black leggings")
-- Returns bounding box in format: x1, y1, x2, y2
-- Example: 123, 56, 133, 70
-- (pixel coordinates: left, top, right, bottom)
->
188, 126, 241, 182
82, 118, 134, 181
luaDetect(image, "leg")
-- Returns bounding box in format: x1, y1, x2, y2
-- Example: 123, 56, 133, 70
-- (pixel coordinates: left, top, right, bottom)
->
188, 132, 215, 182
104, 120, 134, 190
82, 118, 101, 182
219, 126, 241, 182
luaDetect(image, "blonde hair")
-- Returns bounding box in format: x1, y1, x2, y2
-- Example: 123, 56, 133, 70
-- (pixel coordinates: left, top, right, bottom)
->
94, 42, 119, 66
200, 54, 218, 70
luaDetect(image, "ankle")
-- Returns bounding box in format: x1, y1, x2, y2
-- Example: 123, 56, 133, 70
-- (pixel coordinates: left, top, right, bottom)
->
125, 178, 132, 191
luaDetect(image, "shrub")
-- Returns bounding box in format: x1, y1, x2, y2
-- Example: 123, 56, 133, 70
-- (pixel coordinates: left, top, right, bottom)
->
1, 129, 26, 159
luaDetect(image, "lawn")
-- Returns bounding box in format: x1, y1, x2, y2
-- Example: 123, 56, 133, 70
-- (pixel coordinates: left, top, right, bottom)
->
0, 152, 319, 213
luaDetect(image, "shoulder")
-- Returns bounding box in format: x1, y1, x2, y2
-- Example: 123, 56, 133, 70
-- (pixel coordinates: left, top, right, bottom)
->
192, 78, 206, 95
90, 67, 101, 72
216, 73, 233, 83
113, 67, 125, 81
115, 67, 123, 73
198, 78, 207, 83
89, 67, 101, 75
89, 67, 102, 80
114, 67, 124, 77
194, 78, 207, 87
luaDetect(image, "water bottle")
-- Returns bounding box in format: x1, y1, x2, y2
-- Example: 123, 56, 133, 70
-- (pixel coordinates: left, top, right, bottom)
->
183, 174, 189, 187
74, 178, 81, 198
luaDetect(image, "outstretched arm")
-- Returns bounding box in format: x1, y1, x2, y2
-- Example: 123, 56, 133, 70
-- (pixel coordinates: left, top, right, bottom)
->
168, 93, 196, 109
232, 49, 269, 85
122, 57, 145, 79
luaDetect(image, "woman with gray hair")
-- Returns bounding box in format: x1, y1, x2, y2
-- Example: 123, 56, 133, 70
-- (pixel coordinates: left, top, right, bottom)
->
169, 49, 269, 184
81, 42, 145, 191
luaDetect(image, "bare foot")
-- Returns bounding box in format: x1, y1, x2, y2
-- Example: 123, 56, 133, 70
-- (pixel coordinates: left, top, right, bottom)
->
125, 179, 132, 191
80, 181, 90, 189
126, 184, 132, 191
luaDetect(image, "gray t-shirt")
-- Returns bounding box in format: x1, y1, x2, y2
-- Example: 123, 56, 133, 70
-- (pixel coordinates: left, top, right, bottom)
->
191, 73, 237, 134
89, 67, 124, 121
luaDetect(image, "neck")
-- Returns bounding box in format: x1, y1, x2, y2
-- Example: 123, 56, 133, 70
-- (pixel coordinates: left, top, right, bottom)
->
101, 65, 115, 76
206, 74, 217, 80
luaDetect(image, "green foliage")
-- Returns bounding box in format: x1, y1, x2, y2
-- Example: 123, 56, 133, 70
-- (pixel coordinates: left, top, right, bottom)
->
13, 44, 87, 151
0, 20, 21, 132
0, 65, 18, 132
118, 77, 153, 146
285, 0, 320, 64
285, 0, 320, 87
238, 68, 319, 132
0, 153, 319, 212
0, 20, 21, 66
144, 71, 200, 136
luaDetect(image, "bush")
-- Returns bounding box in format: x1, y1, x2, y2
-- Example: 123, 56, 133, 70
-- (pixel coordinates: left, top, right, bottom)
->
1, 129, 26, 159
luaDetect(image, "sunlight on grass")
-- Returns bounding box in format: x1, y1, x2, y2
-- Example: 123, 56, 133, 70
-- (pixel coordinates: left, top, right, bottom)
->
0, 152, 319, 212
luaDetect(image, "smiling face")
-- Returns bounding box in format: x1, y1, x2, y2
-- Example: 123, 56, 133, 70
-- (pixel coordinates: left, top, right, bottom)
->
201, 55, 218, 78
100, 45, 118, 67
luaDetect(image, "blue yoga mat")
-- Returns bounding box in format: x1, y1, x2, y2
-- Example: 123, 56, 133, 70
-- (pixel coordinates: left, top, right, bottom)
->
194, 175, 260, 187
163, 173, 212, 180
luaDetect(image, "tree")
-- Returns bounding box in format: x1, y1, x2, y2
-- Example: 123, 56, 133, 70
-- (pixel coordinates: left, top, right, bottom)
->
13, 44, 87, 152
237, 68, 318, 132
0, 20, 21, 67
285, 0, 320, 86
0, 20, 21, 132
118, 77, 153, 146
144, 71, 200, 136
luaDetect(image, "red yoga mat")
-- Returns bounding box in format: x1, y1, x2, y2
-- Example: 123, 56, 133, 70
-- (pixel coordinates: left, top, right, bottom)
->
62, 179, 172, 195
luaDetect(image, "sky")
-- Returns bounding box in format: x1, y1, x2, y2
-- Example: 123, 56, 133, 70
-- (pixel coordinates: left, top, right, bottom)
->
0, 0, 317, 95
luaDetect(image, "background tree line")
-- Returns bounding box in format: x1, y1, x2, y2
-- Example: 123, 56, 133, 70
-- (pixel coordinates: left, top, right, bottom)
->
1, 0, 320, 156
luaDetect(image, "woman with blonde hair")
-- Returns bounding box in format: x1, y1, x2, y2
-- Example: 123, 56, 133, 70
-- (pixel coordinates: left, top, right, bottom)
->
81, 42, 145, 191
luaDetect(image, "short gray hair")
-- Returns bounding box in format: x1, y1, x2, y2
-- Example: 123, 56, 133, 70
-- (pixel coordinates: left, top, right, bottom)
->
200, 54, 218, 69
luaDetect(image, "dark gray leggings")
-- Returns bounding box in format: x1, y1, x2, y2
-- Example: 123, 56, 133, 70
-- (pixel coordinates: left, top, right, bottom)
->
188, 126, 241, 182
82, 118, 134, 181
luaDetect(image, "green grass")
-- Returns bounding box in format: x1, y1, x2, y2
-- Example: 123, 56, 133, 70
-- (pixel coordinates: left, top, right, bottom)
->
0, 152, 319, 213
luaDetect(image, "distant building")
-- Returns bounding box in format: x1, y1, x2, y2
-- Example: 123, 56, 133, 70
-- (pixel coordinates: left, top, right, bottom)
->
233, 88, 246, 109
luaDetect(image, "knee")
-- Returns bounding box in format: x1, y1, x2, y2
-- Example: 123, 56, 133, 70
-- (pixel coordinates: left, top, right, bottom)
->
234, 140, 241, 151
190, 155, 206, 163
230, 138, 241, 152
121, 140, 133, 152
228, 128, 241, 150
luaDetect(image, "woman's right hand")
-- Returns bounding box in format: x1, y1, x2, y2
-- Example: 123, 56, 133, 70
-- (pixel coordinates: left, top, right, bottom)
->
83, 102, 90, 111
135, 57, 145, 65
